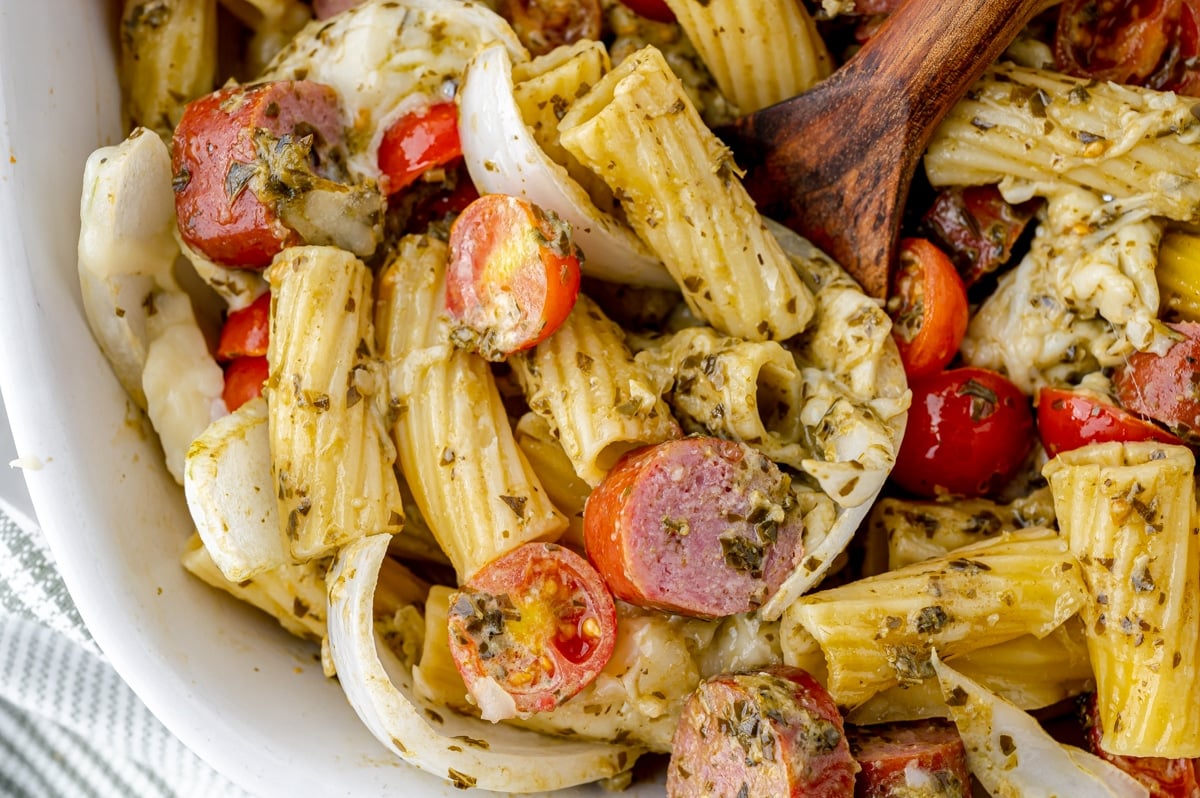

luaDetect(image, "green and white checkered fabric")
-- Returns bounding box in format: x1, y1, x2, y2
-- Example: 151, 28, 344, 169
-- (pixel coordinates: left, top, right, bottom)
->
0, 499, 250, 798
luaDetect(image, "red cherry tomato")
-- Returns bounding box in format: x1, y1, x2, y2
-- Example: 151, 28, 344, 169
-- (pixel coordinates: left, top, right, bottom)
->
1036, 386, 1182, 457
885, 238, 969, 380
500, 0, 602, 56
891, 367, 1034, 498
1113, 321, 1200, 439
1081, 692, 1200, 798
216, 292, 271, 361
922, 185, 1039, 286
618, 0, 676, 23
1055, 0, 1200, 94
172, 80, 344, 268
222, 356, 269, 412
446, 542, 617, 720
377, 102, 462, 197
445, 194, 582, 360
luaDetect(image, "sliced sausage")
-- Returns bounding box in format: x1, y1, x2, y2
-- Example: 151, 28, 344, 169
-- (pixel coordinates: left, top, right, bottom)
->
1081, 692, 1200, 798
849, 719, 971, 797
667, 666, 858, 798
172, 80, 344, 268
583, 436, 805, 618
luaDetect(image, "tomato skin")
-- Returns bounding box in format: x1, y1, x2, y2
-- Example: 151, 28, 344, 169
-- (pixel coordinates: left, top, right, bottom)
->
1055, 0, 1200, 94
1081, 692, 1200, 798
216, 292, 271, 361
445, 194, 582, 360
1113, 322, 1200, 439
222, 356, 269, 412
886, 238, 969, 380
1036, 387, 1181, 457
618, 0, 676, 23
377, 102, 462, 197
172, 80, 344, 269
501, 0, 601, 56
922, 186, 1039, 286
446, 542, 617, 720
891, 367, 1035, 498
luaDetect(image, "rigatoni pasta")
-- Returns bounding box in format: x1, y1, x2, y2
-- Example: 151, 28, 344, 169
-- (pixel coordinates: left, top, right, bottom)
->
120, 0, 217, 134
662, 0, 832, 114
1044, 441, 1200, 758
557, 45, 815, 342
266, 245, 404, 561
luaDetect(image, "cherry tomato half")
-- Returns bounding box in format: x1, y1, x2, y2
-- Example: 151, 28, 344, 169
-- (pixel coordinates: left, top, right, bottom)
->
216, 292, 271, 361
222, 356, 269, 412
377, 102, 462, 197
1055, 0, 1200, 94
1113, 321, 1200, 439
1036, 386, 1181, 457
446, 542, 617, 720
891, 367, 1034, 498
445, 194, 582, 360
886, 238, 969, 380
1081, 692, 1200, 798
618, 0, 676, 23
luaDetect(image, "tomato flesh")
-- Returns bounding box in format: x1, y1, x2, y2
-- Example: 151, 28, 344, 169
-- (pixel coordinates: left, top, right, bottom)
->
1113, 321, 1200, 440
222, 356, 269, 412
172, 80, 344, 268
445, 194, 582, 360
618, 0, 676, 23
886, 238, 969, 380
891, 367, 1034, 498
447, 542, 616, 719
377, 102, 462, 197
216, 292, 271, 361
922, 185, 1039, 287
1037, 386, 1181, 457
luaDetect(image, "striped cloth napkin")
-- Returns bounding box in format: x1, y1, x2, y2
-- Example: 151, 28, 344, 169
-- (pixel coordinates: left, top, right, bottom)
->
0, 498, 250, 798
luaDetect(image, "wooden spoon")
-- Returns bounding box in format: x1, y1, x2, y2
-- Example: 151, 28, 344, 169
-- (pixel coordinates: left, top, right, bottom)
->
721, 0, 1055, 299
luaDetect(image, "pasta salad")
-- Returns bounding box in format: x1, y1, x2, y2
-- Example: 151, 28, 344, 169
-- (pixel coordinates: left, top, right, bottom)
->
78, 0, 1200, 794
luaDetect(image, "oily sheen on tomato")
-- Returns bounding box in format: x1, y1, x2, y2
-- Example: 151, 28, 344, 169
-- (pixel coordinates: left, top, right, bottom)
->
886, 238, 969, 379
1113, 321, 1200, 439
445, 194, 582, 360
446, 542, 616, 721
1037, 387, 1181, 457
891, 367, 1034, 498
376, 102, 462, 196
215, 292, 271, 361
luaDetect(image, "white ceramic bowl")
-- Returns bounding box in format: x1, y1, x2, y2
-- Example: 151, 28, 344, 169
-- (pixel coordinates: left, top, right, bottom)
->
0, 4, 659, 795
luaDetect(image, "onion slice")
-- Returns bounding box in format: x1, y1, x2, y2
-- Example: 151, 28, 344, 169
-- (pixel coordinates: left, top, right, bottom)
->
758, 219, 909, 619
932, 651, 1150, 798
326, 534, 641, 792
459, 44, 676, 289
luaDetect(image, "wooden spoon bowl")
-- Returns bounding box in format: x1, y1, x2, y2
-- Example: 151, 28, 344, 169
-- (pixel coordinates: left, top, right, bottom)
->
722, 0, 1056, 298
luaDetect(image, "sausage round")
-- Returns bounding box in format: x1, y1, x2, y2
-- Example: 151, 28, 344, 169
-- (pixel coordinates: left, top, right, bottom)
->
667, 666, 858, 798
583, 436, 805, 618
849, 719, 971, 797
172, 80, 343, 268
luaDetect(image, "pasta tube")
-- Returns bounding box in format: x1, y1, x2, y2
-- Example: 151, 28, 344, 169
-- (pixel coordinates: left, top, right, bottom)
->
511, 295, 680, 486
927, 62, 1200, 222
266, 246, 404, 562
514, 412, 589, 550
635, 326, 806, 467
1044, 441, 1200, 757
120, 0, 217, 134
663, 0, 832, 114
391, 346, 568, 580
785, 528, 1088, 708
558, 45, 815, 342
